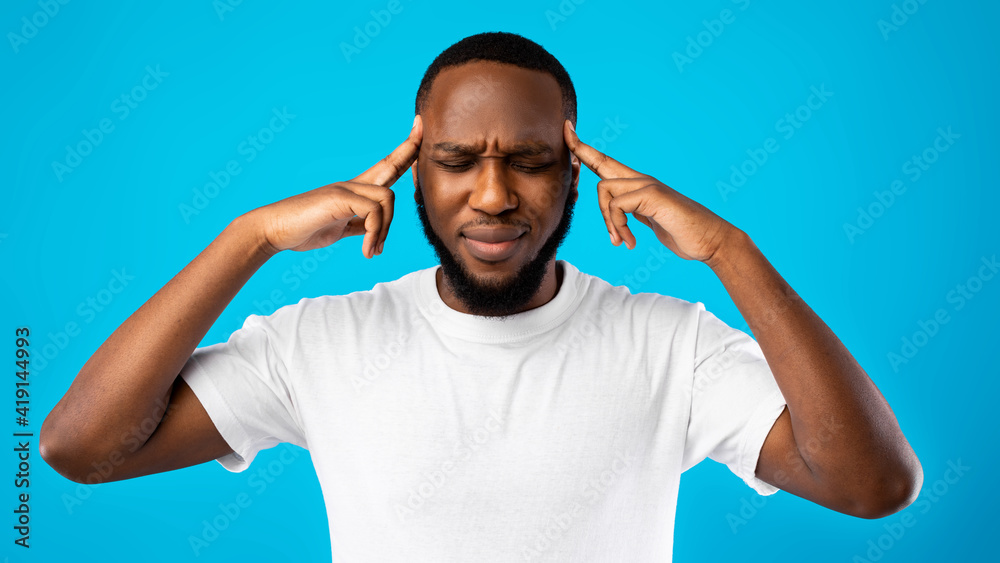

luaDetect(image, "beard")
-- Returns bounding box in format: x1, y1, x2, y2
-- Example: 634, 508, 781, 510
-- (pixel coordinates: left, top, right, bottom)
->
415, 179, 575, 319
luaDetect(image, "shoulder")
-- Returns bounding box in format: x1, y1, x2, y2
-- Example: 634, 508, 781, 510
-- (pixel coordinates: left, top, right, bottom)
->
569, 261, 706, 330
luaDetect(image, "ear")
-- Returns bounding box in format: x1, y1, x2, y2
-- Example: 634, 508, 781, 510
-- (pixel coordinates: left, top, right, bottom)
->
569, 152, 580, 205
412, 161, 423, 205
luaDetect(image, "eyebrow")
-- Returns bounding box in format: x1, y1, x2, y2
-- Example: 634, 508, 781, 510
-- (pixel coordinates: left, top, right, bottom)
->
430, 141, 555, 157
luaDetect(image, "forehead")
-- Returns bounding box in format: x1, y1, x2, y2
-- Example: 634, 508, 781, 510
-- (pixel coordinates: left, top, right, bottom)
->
424, 61, 564, 151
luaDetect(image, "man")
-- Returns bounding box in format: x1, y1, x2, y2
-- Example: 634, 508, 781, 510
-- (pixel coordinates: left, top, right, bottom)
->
41, 32, 921, 561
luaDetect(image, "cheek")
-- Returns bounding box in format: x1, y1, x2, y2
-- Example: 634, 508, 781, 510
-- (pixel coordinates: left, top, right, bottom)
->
529, 172, 571, 219
422, 177, 468, 212
417, 173, 464, 229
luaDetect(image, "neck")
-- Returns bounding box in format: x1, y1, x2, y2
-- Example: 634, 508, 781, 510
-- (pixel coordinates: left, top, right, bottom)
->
435, 259, 563, 316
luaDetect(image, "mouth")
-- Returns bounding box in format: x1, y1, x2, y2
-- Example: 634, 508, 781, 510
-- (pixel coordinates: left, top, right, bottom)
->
461, 225, 526, 262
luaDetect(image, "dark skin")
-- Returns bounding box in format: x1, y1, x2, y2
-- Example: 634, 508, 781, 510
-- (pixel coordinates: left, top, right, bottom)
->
41, 59, 921, 522
414, 60, 923, 519
414, 60, 579, 314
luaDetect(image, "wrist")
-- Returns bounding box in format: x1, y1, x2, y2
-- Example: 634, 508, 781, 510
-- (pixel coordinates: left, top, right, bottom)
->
704, 226, 754, 274
228, 211, 279, 259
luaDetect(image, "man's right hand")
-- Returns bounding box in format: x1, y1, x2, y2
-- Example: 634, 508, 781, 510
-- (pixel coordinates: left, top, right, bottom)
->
40, 115, 424, 483
251, 114, 423, 259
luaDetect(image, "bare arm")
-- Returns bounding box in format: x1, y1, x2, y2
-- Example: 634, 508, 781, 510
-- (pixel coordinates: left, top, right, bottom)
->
707, 230, 922, 518
563, 119, 922, 519
40, 116, 423, 483
40, 215, 273, 482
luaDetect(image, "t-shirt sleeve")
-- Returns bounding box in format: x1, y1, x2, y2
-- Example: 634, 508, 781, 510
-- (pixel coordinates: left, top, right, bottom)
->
681, 303, 787, 496
179, 309, 307, 473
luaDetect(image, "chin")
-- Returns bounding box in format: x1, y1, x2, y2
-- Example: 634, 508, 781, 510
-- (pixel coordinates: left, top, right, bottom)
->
414, 191, 574, 317
456, 250, 529, 284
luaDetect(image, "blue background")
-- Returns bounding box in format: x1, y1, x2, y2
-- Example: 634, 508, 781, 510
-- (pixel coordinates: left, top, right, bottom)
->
3, 0, 997, 561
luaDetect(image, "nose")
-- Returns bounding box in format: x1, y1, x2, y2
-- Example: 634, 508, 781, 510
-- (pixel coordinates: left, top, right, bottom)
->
467, 160, 517, 215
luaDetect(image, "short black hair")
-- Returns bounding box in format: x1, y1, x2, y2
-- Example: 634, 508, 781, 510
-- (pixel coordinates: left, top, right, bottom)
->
414, 31, 577, 124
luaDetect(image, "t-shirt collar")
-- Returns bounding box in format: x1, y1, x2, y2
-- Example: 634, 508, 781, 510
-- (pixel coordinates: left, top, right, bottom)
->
415, 259, 586, 343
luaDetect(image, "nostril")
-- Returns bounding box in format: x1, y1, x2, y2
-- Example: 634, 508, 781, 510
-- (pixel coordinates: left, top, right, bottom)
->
468, 182, 518, 213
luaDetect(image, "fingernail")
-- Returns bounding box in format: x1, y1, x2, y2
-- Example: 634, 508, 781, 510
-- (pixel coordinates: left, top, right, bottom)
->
412, 115, 418, 129
568, 120, 575, 133
609, 232, 615, 245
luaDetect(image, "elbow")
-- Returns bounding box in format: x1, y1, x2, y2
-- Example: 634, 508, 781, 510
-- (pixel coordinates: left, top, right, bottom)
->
850, 456, 924, 519
40, 412, 96, 484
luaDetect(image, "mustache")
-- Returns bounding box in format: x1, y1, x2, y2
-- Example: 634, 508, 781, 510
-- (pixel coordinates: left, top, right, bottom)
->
456, 216, 530, 232
414, 177, 530, 233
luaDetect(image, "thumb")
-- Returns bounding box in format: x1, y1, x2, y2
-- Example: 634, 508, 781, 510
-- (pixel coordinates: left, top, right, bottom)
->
352, 115, 422, 187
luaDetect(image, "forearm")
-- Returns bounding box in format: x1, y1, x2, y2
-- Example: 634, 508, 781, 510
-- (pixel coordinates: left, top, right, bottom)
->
41, 212, 273, 463
706, 228, 919, 489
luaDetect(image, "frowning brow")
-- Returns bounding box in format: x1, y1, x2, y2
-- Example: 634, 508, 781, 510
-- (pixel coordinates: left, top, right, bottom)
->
430, 141, 555, 157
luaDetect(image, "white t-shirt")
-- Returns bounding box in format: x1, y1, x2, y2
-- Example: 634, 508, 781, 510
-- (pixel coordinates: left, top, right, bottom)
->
180, 259, 786, 562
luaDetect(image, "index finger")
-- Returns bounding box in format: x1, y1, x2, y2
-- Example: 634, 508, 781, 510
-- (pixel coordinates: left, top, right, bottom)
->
353, 114, 423, 187
563, 119, 643, 180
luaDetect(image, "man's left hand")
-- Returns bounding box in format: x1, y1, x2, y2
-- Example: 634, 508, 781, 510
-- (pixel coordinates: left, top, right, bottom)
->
564, 119, 737, 265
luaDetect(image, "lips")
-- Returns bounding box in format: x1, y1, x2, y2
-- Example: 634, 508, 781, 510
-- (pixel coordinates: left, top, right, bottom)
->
462, 225, 525, 243
461, 225, 526, 262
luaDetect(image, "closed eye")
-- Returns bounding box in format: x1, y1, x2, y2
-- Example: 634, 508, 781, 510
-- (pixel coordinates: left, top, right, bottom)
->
432, 160, 555, 173
435, 161, 474, 171
513, 162, 555, 172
